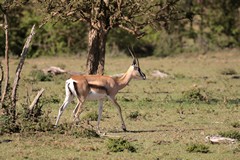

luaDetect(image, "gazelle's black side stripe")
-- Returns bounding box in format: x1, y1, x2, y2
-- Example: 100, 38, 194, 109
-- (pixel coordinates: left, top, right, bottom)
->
89, 84, 109, 95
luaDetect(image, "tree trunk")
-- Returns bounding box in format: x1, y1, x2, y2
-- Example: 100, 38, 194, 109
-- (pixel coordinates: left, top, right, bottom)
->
86, 25, 108, 75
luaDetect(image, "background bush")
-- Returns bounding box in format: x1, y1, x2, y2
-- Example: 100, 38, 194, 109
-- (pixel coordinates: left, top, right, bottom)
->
1, 1, 240, 57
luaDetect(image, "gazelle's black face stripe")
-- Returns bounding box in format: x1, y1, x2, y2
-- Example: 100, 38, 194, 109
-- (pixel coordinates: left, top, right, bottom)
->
138, 68, 146, 80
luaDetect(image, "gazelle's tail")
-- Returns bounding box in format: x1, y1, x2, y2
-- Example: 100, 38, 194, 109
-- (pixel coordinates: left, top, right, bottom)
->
65, 78, 77, 97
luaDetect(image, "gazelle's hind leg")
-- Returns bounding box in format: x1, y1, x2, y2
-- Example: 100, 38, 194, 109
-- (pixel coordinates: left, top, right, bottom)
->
72, 103, 79, 118
55, 84, 74, 126
55, 95, 73, 126
73, 97, 85, 123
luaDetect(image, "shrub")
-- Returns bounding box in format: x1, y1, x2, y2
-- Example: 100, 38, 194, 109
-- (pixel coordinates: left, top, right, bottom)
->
231, 122, 240, 128
186, 143, 210, 153
0, 114, 20, 134
0, 86, 20, 134
50, 122, 99, 138
219, 131, 240, 141
19, 101, 53, 132
221, 68, 237, 75
233, 144, 240, 154
182, 88, 209, 103
121, 96, 133, 102
71, 128, 99, 138
82, 111, 98, 121
0, 97, 53, 134
128, 111, 141, 120
174, 73, 186, 79
30, 70, 52, 82
50, 123, 68, 134
107, 138, 137, 152
150, 30, 183, 57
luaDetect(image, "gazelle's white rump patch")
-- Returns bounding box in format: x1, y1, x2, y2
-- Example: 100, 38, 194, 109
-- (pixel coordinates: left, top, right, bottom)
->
66, 78, 78, 96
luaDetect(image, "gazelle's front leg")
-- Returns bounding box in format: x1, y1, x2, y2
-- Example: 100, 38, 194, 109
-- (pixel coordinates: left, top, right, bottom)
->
97, 100, 103, 133
108, 96, 127, 131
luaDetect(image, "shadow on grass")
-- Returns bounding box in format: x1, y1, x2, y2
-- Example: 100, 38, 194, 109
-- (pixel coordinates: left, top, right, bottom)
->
227, 98, 240, 105
110, 128, 204, 134
175, 98, 240, 105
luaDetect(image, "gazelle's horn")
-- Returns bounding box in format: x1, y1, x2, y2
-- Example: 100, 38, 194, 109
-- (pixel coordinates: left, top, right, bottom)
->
128, 47, 135, 59
135, 51, 140, 67
128, 47, 139, 66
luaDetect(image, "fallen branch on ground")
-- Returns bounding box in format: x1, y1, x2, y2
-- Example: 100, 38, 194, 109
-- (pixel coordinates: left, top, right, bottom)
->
29, 88, 45, 112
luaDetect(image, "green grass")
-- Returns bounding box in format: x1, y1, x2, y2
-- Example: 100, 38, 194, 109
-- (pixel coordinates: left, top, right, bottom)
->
0, 51, 240, 159
186, 143, 210, 153
219, 131, 240, 141
106, 138, 137, 152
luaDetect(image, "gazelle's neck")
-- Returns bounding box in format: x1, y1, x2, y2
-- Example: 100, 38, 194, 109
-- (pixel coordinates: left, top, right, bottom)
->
117, 66, 134, 90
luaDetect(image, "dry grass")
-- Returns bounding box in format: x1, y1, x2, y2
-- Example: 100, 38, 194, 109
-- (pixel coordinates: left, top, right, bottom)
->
0, 51, 240, 159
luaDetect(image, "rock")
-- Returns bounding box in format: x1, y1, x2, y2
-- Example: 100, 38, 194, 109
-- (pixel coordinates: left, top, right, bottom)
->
152, 70, 169, 78
205, 135, 237, 144
43, 66, 66, 75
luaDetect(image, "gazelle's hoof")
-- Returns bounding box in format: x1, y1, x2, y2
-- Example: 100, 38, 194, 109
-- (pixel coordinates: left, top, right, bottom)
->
122, 124, 127, 132
97, 130, 101, 135
122, 127, 127, 132
73, 118, 80, 125
97, 130, 106, 136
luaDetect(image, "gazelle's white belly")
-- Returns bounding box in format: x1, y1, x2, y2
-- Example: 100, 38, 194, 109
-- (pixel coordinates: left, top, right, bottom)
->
86, 90, 107, 100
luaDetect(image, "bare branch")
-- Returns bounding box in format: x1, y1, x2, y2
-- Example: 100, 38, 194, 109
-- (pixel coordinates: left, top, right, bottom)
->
118, 24, 145, 38
11, 24, 36, 118
1, 9, 9, 104
0, 63, 4, 99
117, 0, 122, 11
118, 24, 135, 34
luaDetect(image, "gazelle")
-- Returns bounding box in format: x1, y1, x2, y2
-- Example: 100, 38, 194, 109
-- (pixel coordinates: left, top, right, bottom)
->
55, 50, 146, 132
